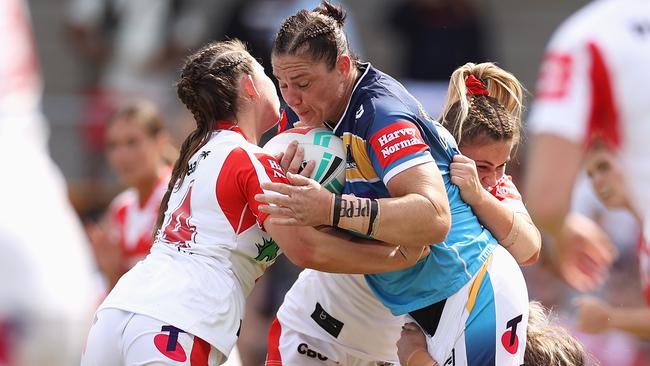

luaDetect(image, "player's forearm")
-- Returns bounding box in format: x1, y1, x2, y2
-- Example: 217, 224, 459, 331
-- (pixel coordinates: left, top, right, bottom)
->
609, 307, 650, 340
470, 190, 515, 241
471, 192, 541, 264
267, 221, 420, 273
330, 193, 450, 247
525, 134, 583, 241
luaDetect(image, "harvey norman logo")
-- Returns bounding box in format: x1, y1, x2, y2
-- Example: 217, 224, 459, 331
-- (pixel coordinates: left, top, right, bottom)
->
377, 127, 422, 158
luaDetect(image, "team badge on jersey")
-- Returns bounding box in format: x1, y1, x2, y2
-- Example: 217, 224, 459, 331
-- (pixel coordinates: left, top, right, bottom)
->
254, 237, 280, 262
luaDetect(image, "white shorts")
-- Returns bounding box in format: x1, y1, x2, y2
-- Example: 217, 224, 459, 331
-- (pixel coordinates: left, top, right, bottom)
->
418, 245, 529, 366
265, 317, 398, 366
82, 308, 225, 366
275, 271, 404, 362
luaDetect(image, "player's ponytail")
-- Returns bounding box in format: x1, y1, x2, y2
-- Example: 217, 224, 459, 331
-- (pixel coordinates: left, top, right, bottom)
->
313, 1, 346, 27
153, 40, 255, 236
440, 62, 524, 146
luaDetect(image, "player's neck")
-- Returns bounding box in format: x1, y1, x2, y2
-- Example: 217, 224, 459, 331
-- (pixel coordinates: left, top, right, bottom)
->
331, 65, 360, 125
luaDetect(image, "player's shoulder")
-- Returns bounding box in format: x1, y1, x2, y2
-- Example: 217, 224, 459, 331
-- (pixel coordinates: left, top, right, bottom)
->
108, 188, 137, 216
353, 88, 418, 137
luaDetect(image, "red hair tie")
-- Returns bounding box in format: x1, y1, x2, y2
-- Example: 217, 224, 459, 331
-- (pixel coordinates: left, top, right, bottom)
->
465, 75, 489, 96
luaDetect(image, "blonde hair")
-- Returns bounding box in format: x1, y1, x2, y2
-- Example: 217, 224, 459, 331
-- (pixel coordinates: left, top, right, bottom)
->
524, 301, 591, 366
439, 62, 523, 146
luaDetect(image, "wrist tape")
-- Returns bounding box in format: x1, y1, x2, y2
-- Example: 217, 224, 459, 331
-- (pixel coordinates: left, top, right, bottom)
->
330, 194, 380, 236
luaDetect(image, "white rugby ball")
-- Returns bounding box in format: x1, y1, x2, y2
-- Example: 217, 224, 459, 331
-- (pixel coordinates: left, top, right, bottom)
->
263, 127, 346, 194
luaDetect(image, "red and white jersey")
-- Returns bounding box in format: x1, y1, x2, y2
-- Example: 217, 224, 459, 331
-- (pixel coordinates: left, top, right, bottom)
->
100, 123, 288, 356
490, 175, 527, 213
107, 169, 170, 269
528, 0, 650, 244
276, 174, 530, 362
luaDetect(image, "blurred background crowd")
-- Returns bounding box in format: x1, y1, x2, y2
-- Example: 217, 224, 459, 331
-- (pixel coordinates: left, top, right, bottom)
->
2, 0, 649, 364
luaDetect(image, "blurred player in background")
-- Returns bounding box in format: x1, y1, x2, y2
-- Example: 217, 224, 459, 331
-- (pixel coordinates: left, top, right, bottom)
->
86, 100, 175, 290
573, 141, 650, 340
395, 61, 541, 365
0, 0, 100, 364
259, 2, 530, 365
525, 0, 650, 293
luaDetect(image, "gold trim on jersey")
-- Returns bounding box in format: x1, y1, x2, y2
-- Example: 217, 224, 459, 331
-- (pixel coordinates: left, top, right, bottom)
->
343, 132, 380, 183
466, 255, 493, 314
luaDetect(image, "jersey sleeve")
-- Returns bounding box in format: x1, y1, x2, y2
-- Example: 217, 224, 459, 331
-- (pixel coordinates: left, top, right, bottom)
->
248, 152, 290, 227
528, 25, 621, 150
363, 102, 434, 184
489, 175, 527, 213
218, 148, 289, 230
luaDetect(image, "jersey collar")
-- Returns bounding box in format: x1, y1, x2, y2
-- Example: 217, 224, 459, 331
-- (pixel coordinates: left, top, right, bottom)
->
213, 120, 249, 140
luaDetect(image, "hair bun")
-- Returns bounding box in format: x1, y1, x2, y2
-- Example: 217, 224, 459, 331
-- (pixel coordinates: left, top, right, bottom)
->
313, 1, 346, 27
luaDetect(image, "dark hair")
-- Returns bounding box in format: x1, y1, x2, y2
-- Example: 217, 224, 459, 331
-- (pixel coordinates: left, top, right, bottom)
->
273, 1, 355, 70
440, 62, 524, 147
154, 39, 255, 233
108, 100, 178, 165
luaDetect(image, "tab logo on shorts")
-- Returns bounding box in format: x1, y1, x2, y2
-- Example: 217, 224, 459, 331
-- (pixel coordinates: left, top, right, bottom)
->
501, 314, 523, 354
154, 325, 187, 362
369, 121, 428, 169
297, 343, 328, 361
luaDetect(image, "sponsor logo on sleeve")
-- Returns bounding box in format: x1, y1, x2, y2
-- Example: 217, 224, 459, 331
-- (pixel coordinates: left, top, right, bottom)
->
369, 121, 428, 169
255, 153, 287, 182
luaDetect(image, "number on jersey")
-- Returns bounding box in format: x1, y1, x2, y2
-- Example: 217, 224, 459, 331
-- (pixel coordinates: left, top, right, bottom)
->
162, 181, 197, 248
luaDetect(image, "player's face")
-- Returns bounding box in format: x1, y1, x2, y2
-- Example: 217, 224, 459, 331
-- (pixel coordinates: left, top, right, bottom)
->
460, 138, 514, 191
585, 149, 629, 209
251, 61, 282, 133
106, 118, 162, 187
272, 53, 348, 126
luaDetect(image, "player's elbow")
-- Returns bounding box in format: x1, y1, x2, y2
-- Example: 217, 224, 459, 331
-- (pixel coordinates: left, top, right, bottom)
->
423, 199, 451, 245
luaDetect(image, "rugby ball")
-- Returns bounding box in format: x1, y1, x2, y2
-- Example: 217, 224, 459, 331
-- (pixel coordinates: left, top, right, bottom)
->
263, 127, 346, 194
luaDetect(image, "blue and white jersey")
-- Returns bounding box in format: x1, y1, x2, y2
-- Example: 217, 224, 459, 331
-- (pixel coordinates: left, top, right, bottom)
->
285, 63, 497, 316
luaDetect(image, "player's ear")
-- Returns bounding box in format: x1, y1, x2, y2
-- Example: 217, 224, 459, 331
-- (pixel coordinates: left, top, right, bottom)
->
240, 74, 260, 100
336, 55, 352, 77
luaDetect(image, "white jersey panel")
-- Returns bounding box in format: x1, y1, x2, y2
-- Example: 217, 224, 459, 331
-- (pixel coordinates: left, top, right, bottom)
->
277, 270, 404, 362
